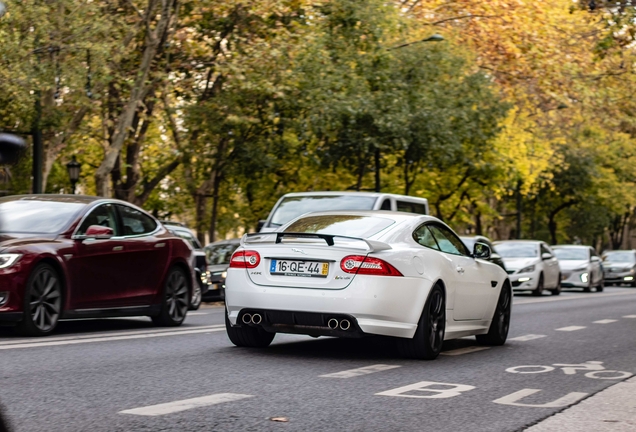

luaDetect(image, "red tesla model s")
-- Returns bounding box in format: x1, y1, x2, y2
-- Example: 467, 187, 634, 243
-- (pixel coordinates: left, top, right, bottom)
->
0, 195, 195, 336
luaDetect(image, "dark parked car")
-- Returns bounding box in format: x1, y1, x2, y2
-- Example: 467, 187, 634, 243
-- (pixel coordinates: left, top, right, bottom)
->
162, 222, 211, 310
203, 238, 240, 302
460, 235, 506, 270
602, 250, 636, 287
0, 195, 195, 336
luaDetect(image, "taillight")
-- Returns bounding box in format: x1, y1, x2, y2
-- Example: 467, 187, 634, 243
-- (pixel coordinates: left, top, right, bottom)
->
229, 250, 261, 269
340, 255, 403, 276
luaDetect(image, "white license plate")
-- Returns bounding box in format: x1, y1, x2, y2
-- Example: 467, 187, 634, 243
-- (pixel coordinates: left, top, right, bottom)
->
269, 259, 329, 278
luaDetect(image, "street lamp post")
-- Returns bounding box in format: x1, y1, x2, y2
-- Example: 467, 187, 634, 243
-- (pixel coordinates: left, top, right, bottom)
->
66, 156, 81, 194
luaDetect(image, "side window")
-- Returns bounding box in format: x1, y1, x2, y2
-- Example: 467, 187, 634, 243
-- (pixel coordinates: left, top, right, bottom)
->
428, 224, 470, 256
397, 201, 427, 215
380, 199, 392, 211
413, 225, 439, 250
76, 204, 119, 236
117, 205, 157, 236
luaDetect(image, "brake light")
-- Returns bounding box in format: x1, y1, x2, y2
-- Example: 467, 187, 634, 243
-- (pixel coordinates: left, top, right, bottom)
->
229, 250, 261, 269
340, 255, 403, 276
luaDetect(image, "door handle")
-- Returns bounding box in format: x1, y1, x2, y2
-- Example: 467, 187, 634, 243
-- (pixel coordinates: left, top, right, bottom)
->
155, 243, 166, 248
456, 266, 464, 274
112, 246, 123, 251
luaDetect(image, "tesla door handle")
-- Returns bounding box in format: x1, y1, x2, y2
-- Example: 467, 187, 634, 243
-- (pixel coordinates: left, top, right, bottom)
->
112, 246, 123, 251
155, 243, 166, 248
456, 266, 465, 274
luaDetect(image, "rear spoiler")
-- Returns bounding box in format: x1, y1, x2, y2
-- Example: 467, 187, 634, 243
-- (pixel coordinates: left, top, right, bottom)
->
241, 232, 392, 253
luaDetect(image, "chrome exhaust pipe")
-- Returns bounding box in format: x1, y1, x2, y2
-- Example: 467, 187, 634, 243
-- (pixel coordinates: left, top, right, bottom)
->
242, 314, 252, 325
327, 318, 339, 330
251, 313, 262, 325
339, 319, 351, 331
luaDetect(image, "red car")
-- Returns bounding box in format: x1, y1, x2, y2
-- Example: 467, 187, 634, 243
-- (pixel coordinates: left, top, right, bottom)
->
0, 195, 195, 336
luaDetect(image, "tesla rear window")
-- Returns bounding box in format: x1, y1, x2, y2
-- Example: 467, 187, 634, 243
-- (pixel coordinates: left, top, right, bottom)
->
0, 200, 85, 234
270, 196, 377, 226
284, 215, 395, 238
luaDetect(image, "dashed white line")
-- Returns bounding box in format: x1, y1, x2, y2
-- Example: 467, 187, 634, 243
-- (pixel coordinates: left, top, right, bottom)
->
187, 312, 209, 316
508, 334, 547, 342
0, 327, 225, 350
623, 315, 636, 319
593, 319, 617, 324
556, 326, 586, 332
320, 364, 401, 378
119, 393, 253, 416
440, 346, 490, 356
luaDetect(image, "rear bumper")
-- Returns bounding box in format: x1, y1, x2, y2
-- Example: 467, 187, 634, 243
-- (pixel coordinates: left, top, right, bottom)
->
225, 269, 433, 339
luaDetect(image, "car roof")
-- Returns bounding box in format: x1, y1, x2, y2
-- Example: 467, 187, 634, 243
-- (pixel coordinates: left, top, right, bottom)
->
205, 238, 241, 247
280, 191, 427, 200
494, 240, 543, 245
0, 194, 101, 205
289, 210, 432, 224
552, 245, 589, 249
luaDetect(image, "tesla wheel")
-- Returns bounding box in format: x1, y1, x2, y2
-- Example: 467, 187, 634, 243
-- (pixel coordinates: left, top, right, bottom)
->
532, 274, 544, 296
396, 285, 445, 360
550, 277, 561, 296
225, 310, 275, 348
16, 263, 63, 336
189, 283, 202, 311
477, 284, 511, 346
152, 267, 189, 327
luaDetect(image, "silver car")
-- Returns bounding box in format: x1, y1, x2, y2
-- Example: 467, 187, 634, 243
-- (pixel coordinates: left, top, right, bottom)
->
552, 245, 604, 292
602, 250, 636, 287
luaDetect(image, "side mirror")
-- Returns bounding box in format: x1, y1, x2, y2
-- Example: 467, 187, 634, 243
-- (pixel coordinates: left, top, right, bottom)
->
541, 252, 552, 260
85, 225, 114, 239
0, 133, 26, 164
473, 242, 491, 260
591, 256, 601, 263
256, 220, 266, 232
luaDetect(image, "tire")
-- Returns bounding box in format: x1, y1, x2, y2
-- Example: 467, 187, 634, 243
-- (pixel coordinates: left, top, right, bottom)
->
550, 276, 561, 296
152, 267, 189, 327
597, 280, 604, 292
225, 310, 275, 348
396, 285, 445, 360
476, 284, 511, 346
15, 263, 63, 336
532, 274, 544, 296
583, 279, 592, 293
189, 283, 202, 311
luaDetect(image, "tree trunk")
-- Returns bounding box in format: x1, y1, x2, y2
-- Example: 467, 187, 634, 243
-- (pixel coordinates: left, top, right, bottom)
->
195, 193, 207, 245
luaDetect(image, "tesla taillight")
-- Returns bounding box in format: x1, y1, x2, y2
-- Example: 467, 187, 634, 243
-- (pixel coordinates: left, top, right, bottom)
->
229, 250, 261, 269
340, 255, 403, 276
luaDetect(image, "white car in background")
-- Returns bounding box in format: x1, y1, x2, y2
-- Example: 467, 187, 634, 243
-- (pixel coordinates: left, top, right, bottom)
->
494, 240, 561, 296
552, 245, 604, 292
225, 211, 511, 360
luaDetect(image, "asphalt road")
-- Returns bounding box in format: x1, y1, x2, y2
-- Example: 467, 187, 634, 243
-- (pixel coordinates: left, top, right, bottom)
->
1, 287, 635, 432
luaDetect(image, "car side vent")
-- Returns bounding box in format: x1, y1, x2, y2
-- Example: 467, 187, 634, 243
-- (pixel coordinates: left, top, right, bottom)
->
491, 281, 498, 288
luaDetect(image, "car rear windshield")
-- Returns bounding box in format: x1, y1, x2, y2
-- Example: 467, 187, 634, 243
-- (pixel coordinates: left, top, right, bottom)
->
0, 200, 85, 234
270, 195, 377, 227
603, 252, 636, 263
496, 243, 539, 258
205, 243, 240, 265
553, 248, 588, 260
284, 215, 395, 238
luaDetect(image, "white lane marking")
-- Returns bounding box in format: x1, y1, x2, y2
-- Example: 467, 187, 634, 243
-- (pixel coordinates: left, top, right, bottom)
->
508, 334, 547, 342
376, 381, 476, 399
119, 393, 253, 416
593, 319, 617, 324
555, 326, 586, 332
320, 364, 401, 378
514, 290, 636, 305
623, 315, 636, 318
187, 312, 209, 316
0, 325, 225, 347
493, 389, 588, 408
0, 328, 225, 350
440, 346, 490, 356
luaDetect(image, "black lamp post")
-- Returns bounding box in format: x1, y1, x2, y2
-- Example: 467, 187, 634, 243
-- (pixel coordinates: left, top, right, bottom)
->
66, 155, 81, 194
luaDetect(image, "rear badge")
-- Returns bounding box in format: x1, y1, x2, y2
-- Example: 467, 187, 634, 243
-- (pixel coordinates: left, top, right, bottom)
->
334, 276, 351, 280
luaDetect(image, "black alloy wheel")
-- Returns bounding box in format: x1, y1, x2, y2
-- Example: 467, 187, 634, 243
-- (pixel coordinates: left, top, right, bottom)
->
477, 284, 511, 345
152, 267, 189, 326
550, 276, 562, 296
16, 263, 62, 336
397, 285, 446, 360
189, 283, 202, 311
225, 310, 275, 348
532, 274, 544, 296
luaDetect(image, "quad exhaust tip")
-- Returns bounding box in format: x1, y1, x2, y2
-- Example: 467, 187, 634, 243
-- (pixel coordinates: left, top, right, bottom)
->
339, 319, 351, 331
241, 313, 252, 324
327, 318, 339, 330
251, 313, 262, 325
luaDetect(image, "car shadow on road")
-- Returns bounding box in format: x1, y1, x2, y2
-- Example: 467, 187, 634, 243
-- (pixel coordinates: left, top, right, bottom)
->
0, 317, 174, 338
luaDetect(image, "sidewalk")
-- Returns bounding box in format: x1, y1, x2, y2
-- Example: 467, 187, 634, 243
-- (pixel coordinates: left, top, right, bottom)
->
526, 376, 636, 431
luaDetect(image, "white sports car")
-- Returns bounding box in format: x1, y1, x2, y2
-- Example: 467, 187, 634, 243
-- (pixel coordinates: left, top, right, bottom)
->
225, 211, 511, 360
